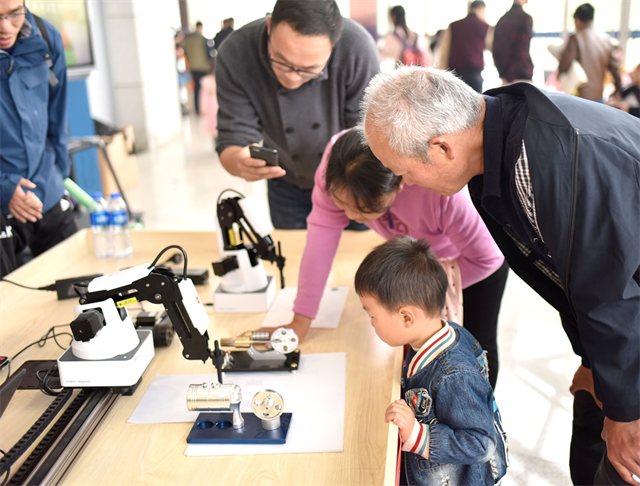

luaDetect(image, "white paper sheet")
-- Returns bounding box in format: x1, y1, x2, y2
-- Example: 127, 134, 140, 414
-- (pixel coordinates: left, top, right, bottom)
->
128, 353, 347, 456
261, 287, 348, 329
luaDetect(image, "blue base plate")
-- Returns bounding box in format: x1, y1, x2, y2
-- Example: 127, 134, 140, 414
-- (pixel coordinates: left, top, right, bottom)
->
186, 413, 292, 444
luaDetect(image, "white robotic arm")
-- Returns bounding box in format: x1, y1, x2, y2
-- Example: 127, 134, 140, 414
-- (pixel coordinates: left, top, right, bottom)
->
70, 256, 211, 362
69, 262, 210, 361
58, 246, 213, 387
213, 190, 285, 294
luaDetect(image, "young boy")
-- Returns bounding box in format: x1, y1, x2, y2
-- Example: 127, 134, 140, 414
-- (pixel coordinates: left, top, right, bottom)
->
355, 236, 508, 485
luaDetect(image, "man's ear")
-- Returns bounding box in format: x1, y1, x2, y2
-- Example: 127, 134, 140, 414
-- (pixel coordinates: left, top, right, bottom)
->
430, 137, 455, 161
266, 16, 272, 35
398, 306, 417, 328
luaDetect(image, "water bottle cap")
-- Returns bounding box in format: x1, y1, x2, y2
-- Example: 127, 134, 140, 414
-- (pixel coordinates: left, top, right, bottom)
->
110, 192, 121, 198
92, 192, 103, 199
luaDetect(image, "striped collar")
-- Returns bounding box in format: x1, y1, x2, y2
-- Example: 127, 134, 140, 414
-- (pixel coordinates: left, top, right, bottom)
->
407, 321, 456, 378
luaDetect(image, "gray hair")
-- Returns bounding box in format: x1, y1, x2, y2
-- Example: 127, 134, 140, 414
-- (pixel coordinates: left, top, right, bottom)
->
360, 66, 483, 163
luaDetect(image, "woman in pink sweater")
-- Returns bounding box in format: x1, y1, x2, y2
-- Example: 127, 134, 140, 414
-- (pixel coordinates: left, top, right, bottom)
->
287, 129, 508, 387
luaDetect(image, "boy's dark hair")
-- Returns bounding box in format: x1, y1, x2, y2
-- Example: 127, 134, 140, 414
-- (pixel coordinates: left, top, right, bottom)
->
325, 129, 402, 214
196, 21, 203, 28
355, 236, 448, 317
574, 3, 595, 22
271, 0, 344, 46
470, 1, 486, 11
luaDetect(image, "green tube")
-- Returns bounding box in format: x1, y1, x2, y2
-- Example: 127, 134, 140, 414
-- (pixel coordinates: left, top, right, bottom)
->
64, 178, 99, 211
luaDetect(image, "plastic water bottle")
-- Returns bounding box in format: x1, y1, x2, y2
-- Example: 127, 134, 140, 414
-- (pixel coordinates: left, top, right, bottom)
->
90, 193, 112, 258
108, 192, 132, 258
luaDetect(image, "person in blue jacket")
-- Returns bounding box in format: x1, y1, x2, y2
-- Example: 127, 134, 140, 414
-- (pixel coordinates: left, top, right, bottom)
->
0, 0, 77, 259
356, 236, 509, 486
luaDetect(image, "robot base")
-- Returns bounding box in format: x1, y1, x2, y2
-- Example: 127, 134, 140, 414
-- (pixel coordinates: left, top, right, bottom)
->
57, 330, 154, 388
213, 276, 276, 313
186, 413, 292, 444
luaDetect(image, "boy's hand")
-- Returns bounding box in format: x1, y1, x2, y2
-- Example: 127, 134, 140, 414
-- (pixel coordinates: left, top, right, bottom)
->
385, 399, 416, 442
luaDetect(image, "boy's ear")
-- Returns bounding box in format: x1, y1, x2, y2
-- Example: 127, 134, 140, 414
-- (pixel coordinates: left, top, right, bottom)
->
398, 306, 417, 328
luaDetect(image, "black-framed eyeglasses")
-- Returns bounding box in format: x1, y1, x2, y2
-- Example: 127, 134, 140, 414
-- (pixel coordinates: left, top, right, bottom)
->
268, 39, 330, 80
0, 10, 25, 24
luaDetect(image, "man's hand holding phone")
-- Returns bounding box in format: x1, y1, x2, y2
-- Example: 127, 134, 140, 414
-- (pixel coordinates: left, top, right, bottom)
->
219, 145, 286, 182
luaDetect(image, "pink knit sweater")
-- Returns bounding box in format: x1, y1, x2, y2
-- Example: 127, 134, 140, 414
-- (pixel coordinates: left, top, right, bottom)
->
293, 133, 505, 319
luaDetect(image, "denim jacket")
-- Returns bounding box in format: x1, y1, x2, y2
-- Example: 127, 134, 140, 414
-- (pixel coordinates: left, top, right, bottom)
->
0, 10, 69, 214
401, 322, 509, 485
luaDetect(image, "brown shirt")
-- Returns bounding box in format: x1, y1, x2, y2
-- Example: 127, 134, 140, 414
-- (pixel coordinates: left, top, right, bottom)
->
559, 25, 621, 100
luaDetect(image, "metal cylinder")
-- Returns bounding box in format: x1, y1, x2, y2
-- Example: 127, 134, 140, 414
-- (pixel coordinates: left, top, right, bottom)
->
251, 389, 284, 431
262, 416, 281, 430
252, 331, 270, 341
219, 337, 237, 347
220, 331, 270, 348
186, 383, 241, 411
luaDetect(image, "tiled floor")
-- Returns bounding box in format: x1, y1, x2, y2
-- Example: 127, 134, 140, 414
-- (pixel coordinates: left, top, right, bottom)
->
129, 114, 578, 486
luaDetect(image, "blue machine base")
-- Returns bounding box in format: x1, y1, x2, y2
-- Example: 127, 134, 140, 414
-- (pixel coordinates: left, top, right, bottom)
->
186, 412, 292, 444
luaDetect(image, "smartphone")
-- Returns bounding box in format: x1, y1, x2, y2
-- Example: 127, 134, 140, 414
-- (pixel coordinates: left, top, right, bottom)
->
249, 146, 279, 167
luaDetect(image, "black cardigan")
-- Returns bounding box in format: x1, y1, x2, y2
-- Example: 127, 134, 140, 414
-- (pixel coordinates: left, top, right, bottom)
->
472, 83, 640, 422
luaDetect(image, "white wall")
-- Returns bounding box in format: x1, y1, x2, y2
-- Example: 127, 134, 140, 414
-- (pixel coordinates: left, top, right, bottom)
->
86, 0, 117, 125
89, 0, 182, 151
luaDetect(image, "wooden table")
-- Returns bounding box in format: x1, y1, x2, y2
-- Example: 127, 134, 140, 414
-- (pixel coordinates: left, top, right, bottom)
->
0, 230, 402, 485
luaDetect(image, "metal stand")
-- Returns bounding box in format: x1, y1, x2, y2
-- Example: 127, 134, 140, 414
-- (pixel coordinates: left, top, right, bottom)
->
67, 136, 142, 224
186, 413, 292, 444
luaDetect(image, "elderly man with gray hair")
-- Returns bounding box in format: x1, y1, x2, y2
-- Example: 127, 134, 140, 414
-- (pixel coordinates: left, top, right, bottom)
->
361, 66, 640, 486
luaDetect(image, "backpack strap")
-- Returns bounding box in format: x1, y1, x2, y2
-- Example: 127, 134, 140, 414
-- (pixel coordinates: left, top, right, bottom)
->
32, 14, 52, 53
32, 14, 59, 87
393, 30, 408, 50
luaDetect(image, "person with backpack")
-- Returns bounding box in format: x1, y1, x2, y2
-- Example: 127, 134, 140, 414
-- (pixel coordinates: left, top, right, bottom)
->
0, 0, 78, 261
379, 5, 432, 71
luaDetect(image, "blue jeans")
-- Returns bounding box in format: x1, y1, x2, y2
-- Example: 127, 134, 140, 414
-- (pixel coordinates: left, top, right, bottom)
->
267, 177, 368, 231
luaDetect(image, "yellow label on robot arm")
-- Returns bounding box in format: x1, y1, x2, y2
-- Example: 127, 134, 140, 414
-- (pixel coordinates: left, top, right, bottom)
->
117, 297, 139, 308
228, 228, 237, 246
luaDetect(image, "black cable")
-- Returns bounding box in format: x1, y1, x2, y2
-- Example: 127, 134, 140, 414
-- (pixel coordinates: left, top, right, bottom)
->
36, 364, 62, 397
160, 252, 183, 265
9, 325, 72, 368
148, 245, 188, 280
216, 188, 245, 206
0, 278, 56, 292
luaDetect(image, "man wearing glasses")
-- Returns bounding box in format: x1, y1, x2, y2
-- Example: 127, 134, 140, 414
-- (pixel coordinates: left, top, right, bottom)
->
215, 0, 379, 229
0, 0, 77, 262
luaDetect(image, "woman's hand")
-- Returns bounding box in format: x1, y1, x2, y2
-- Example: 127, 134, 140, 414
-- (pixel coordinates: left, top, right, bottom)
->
255, 313, 313, 346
